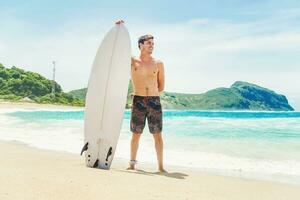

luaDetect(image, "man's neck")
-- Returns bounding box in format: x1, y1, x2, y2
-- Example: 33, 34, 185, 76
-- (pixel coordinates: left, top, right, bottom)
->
139, 52, 152, 62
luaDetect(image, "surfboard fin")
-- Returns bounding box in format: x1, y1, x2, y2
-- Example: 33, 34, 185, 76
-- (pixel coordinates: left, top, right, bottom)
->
105, 147, 113, 161
93, 159, 99, 168
80, 142, 89, 155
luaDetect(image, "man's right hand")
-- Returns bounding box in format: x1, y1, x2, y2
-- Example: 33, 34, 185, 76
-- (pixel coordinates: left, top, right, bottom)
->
115, 20, 124, 25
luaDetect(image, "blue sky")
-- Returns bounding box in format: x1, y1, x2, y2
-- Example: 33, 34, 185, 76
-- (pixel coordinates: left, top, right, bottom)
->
1, 0, 300, 110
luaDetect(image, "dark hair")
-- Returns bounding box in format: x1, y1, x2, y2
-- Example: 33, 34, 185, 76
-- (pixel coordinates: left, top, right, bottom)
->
138, 34, 154, 49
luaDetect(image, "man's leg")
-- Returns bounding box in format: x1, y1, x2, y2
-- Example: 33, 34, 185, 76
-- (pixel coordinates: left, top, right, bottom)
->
148, 96, 165, 172
128, 95, 146, 170
152, 132, 166, 172
127, 132, 141, 170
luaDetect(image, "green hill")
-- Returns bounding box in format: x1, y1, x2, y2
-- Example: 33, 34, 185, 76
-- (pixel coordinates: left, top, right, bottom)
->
0, 63, 83, 106
1, 63, 293, 110
230, 81, 294, 110
69, 80, 294, 111
68, 88, 87, 100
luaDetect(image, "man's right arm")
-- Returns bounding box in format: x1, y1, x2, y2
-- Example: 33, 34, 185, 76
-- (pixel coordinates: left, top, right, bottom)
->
131, 56, 134, 66
131, 56, 136, 70
130, 56, 135, 98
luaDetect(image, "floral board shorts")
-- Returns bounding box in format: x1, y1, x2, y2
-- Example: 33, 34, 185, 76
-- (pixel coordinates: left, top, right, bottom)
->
130, 95, 163, 134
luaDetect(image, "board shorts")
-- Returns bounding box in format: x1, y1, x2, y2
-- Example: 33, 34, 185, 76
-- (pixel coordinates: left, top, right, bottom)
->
130, 95, 163, 134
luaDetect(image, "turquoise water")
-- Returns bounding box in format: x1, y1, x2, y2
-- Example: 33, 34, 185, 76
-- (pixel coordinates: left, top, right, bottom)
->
7, 110, 300, 140
8, 110, 300, 120
1, 109, 300, 185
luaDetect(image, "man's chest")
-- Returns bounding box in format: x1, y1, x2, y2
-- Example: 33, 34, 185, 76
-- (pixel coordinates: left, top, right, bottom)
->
132, 62, 158, 78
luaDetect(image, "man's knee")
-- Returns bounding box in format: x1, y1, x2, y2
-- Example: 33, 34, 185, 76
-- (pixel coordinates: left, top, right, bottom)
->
131, 132, 141, 142
153, 132, 163, 142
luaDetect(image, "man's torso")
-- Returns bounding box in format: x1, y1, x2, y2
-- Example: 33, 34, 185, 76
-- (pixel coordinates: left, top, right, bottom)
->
131, 57, 159, 96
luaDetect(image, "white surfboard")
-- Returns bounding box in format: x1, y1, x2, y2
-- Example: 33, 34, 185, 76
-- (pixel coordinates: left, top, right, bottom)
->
81, 24, 131, 169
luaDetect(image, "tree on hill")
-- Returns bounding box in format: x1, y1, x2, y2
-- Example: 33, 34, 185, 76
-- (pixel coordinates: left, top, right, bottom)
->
0, 64, 83, 106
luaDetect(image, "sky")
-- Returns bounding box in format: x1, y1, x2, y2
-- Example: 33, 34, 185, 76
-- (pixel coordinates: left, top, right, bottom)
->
0, 0, 300, 110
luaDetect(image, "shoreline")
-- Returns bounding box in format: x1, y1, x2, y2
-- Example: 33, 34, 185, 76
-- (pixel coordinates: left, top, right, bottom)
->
1, 100, 298, 112
1, 140, 300, 200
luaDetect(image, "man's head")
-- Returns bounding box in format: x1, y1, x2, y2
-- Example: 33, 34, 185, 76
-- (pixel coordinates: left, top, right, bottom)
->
138, 34, 154, 54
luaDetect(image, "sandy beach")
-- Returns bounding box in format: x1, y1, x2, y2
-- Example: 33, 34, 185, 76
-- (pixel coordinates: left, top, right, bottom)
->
0, 100, 83, 110
0, 141, 299, 200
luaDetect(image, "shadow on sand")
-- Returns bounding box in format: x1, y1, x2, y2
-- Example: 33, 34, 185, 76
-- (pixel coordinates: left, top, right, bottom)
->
116, 169, 189, 180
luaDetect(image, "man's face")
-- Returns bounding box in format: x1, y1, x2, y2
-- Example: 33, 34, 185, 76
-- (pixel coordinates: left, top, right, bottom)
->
140, 39, 154, 54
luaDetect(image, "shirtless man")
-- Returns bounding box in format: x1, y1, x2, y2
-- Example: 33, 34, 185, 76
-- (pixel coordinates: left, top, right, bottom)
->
115, 20, 166, 172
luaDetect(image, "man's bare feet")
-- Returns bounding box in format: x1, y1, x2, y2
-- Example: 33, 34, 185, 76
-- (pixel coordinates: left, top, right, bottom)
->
126, 166, 135, 170
159, 168, 167, 173
126, 160, 137, 170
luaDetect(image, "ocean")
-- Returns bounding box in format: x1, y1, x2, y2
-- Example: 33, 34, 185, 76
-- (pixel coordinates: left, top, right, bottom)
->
1, 109, 300, 185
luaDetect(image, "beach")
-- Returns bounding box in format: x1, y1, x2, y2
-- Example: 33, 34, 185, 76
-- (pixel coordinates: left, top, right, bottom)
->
0, 100, 83, 110
1, 141, 300, 200
1, 101, 300, 200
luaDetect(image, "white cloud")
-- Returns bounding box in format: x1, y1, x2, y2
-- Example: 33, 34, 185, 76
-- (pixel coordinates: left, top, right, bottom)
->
200, 32, 300, 53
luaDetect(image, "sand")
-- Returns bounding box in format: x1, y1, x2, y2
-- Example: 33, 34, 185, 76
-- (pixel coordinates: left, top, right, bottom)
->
0, 100, 83, 110
0, 141, 299, 200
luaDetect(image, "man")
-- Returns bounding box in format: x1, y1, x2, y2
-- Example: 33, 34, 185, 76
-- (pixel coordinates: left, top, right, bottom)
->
115, 20, 166, 172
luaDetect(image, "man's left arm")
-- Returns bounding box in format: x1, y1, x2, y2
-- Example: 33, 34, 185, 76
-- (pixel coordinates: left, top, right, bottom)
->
157, 61, 165, 93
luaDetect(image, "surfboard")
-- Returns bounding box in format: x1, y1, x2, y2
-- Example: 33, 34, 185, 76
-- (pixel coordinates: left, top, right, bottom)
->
81, 24, 131, 169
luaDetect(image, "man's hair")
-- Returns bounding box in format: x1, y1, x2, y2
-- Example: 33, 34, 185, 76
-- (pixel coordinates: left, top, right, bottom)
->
138, 34, 154, 49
